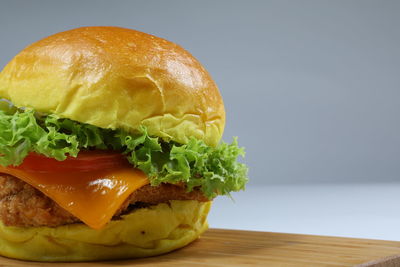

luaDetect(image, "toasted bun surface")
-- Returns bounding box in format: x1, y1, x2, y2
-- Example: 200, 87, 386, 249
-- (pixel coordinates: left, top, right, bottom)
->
0, 26, 225, 146
0, 200, 210, 262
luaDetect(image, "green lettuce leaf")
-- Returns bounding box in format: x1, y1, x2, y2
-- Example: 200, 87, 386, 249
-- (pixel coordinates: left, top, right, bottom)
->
0, 105, 248, 199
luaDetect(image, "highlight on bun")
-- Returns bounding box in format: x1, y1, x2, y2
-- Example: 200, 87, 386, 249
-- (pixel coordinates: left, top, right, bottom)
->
0, 26, 225, 146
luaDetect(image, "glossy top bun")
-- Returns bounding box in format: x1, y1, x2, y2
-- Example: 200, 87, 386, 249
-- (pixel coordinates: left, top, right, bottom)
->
0, 26, 225, 146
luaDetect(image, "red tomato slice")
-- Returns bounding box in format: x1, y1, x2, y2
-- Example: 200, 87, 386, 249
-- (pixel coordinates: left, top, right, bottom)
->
12, 151, 130, 173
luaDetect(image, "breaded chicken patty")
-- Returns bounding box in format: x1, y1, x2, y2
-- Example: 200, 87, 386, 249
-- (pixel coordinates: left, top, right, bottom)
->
0, 174, 208, 227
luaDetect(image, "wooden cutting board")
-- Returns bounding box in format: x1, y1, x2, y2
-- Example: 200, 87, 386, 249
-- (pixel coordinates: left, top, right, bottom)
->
1, 229, 400, 266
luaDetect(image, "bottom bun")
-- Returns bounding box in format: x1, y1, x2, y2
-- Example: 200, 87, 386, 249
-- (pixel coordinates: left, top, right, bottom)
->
0, 200, 211, 262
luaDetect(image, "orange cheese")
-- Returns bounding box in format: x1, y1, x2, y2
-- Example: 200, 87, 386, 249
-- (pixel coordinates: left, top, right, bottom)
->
0, 165, 149, 229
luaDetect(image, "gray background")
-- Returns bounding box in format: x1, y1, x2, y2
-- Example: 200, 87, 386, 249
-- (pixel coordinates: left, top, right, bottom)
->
1, 0, 399, 185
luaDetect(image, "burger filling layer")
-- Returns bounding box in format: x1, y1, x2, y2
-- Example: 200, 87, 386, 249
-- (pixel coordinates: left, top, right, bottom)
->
0, 173, 207, 228
0, 101, 248, 229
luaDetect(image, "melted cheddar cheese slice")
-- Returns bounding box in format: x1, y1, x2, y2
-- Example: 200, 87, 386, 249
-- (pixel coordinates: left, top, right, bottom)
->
0, 165, 149, 229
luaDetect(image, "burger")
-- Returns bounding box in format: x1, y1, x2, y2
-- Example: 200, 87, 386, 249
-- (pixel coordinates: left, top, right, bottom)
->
0, 26, 248, 261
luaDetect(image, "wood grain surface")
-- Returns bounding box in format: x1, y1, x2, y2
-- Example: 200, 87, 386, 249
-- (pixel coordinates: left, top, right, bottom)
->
1, 229, 400, 266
